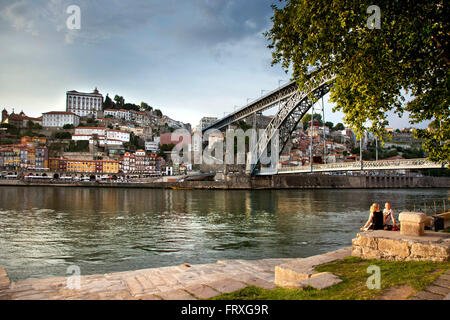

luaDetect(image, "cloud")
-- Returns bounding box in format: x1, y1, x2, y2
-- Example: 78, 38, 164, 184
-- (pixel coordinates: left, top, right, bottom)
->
0, 0, 276, 48
0, 0, 39, 35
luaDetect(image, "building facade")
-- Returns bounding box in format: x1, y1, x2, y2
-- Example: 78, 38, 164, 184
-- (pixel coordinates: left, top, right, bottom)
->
66, 88, 104, 118
42, 111, 80, 128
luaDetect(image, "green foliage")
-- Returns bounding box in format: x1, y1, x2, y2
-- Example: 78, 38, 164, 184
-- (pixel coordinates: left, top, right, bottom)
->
26, 120, 41, 130
213, 257, 449, 300
1, 123, 19, 136
154, 109, 163, 117
54, 131, 72, 140
159, 143, 175, 159
236, 120, 253, 131
124, 132, 144, 151
103, 94, 113, 109
62, 124, 74, 129
325, 121, 334, 129
265, 0, 449, 162
334, 123, 345, 131
114, 95, 125, 107
86, 117, 99, 126
302, 113, 323, 130
140, 102, 152, 112
0, 139, 15, 145
66, 140, 89, 152
123, 103, 140, 111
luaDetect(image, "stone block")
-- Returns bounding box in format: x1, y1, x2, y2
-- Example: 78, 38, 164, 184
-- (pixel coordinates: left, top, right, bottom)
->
274, 263, 314, 287
0, 267, 10, 291
399, 212, 427, 236
433, 279, 450, 289
425, 285, 449, 296
300, 272, 342, 290
377, 238, 410, 258
157, 289, 197, 300
351, 246, 363, 257
242, 277, 277, 290
352, 235, 378, 249
184, 284, 221, 299
415, 291, 444, 300
206, 278, 247, 294
411, 243, 449, 260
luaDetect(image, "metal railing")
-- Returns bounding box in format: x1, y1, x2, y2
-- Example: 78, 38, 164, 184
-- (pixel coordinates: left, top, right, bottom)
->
278, 158, 444, 174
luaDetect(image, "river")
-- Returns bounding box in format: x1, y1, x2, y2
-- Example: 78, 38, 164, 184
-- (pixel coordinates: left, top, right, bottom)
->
0, 186, 447, 281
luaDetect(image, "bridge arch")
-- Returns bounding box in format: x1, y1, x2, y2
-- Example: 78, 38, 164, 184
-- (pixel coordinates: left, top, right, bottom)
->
249, 76, 335, 175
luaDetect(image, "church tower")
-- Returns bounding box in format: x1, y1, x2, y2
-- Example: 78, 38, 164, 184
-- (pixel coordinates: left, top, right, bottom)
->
1, 108, 8, 124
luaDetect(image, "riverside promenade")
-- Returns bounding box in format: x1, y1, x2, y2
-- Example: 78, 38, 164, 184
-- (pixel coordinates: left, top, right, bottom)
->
0, 248, 351, 300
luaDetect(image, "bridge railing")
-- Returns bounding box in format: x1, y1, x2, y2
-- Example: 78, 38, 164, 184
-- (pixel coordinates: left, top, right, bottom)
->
277, 158, 444, 174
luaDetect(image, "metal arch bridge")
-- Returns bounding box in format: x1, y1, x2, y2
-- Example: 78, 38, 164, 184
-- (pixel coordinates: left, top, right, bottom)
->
202, 73, 336, 175
202, 74, 445, 176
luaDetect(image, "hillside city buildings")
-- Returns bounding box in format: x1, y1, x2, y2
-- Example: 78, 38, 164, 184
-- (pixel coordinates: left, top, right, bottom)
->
0, 87, 424, 178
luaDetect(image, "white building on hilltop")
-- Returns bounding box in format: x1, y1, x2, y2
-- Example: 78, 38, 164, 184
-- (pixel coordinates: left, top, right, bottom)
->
72, 127, 130, 146
66, 88, 104, 119
42, 111, 80, 128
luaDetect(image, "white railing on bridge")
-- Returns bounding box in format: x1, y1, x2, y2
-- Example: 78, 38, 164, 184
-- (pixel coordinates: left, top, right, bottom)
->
277, 158, 444, 174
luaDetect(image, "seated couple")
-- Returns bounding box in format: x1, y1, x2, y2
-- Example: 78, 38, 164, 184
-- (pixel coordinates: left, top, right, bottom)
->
360, 202, 399, 231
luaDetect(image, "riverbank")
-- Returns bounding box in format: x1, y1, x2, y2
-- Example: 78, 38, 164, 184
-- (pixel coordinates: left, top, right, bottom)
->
1, 247, 448, 300
1, 174, 449, 189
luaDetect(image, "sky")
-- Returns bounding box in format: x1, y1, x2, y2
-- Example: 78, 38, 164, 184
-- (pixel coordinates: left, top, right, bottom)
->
0, 0, 424, 129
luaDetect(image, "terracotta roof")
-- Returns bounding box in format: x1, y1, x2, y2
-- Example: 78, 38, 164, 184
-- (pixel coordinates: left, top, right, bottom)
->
44, 111, 76, 115
75, 127, 106, 130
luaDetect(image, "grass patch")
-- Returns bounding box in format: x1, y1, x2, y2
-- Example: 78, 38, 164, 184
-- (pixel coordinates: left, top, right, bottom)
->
212, 257, 449, 300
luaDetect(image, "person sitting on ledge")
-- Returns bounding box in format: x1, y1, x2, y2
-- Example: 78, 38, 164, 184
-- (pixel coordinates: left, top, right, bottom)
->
360, 203, 384, 231
383, 202, 398, 231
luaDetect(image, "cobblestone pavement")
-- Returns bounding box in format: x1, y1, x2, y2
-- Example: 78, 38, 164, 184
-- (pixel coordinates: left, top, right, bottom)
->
1, 247, 448, 300
409, 270, 450, 300
0, 248, 352, 300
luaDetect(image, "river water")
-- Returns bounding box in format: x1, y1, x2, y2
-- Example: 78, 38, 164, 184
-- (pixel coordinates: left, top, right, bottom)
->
0, 186, 447, 281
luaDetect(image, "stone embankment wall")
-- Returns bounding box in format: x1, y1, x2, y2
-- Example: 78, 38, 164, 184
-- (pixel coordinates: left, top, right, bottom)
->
352, 231, 450, 262
0, 175, 448, 190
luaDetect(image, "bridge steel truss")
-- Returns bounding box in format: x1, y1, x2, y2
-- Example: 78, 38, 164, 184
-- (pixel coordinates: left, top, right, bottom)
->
202, 80, 300, 133
249, 76, 335, 175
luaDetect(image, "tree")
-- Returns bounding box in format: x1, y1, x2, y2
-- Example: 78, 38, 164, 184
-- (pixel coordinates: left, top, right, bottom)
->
265, 1, 449, 162
334, 123, 345, 131
114, 95, 125, 108
54, 132, 72, 140
159, 143, 175, 159
154, 109, 163, 117
325, 121, 334, 130
140, 102, 152, 112
301, 113, 322, 130
26, 120, 35, 129
63, 124, 74, 129
103, 94, 113, 109
123, 103, 140, 111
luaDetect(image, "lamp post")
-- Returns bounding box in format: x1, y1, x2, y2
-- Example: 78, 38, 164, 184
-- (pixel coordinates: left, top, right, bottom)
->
310, 104, 314, 173
278, 80, 286, 111
360, 133, 363, 172
375, 135, 378, 161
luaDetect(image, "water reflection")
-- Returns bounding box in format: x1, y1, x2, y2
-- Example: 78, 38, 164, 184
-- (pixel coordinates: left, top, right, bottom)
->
0, 186, 447, 281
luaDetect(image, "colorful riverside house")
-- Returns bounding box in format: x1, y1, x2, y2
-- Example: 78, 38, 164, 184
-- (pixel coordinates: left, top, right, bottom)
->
48, 158, 119, 175
0, 145, 22, 170
35, 147, 48, 170
66, 159, 96, 174
123, 152, 136, 173
102, 160, 119, 174
48, 158, 67, 172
